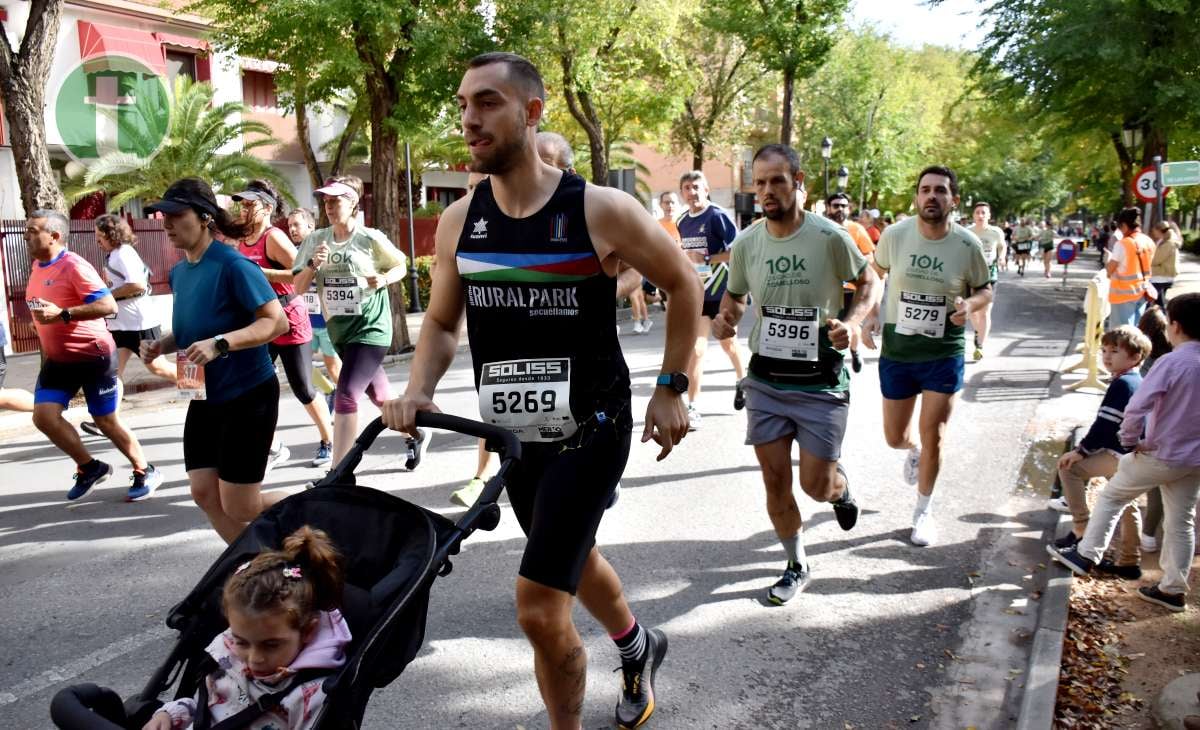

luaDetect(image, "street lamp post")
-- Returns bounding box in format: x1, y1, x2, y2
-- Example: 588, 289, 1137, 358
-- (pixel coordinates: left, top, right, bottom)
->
836, 165, 849, 194
821, 137, 833, 197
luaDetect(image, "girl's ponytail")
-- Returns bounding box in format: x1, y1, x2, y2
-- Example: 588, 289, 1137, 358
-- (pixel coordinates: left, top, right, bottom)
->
282, 526, 344, 613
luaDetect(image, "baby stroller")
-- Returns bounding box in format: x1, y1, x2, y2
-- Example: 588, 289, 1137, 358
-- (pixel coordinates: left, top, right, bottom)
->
50, 413, 520, 730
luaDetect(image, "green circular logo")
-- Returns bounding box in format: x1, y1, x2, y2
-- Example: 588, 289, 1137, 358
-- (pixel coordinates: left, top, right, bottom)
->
54, 54, 171, 169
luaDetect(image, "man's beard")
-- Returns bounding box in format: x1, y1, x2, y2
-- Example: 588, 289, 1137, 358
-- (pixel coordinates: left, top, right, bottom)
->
469, 116, 528, 175
828, 210, 846, 224
918, 202, 949, 224
764, 200, 795, 221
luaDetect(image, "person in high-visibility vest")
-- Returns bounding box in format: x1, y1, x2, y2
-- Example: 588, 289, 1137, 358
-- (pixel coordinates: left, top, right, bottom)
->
1106, 207, 1157, 327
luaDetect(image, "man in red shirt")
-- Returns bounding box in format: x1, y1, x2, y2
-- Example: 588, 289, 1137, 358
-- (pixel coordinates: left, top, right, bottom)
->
25, 211, 162, 502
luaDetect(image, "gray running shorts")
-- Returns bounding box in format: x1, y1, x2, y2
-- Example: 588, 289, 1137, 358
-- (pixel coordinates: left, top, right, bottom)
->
742, 377, 849, 461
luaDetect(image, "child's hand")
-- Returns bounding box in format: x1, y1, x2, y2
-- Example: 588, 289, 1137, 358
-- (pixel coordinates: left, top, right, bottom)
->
143, 710, 173, 730
1057, 450, 1083, 471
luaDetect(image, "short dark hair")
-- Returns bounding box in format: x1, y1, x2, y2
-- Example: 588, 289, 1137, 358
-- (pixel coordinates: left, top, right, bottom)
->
468, 52, 545, 102
752, 143, 801, 178
1166, 292, 1200, 340
915, 165, 959, 196
826, 192, 851, 206
973, 201, 990, 210
1116, 207, 1141, 230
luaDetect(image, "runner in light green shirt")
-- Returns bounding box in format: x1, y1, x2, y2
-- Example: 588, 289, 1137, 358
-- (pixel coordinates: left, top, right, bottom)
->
864, 165, 994, 549
1038, 220, 1057, 278
968, 202, 1005, 361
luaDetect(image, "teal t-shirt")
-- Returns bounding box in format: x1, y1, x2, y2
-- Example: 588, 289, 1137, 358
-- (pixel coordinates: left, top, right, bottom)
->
727, 215, 867, 392
293, 226, 407, 348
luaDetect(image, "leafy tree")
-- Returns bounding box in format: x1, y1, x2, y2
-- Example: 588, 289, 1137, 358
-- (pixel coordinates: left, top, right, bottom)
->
670, 17, 766, 169
501, 0, 690, 185
712, 0, 848, 147
64, 77, 288, 211
972, 0, 1200, 209
0, 0, 67, 213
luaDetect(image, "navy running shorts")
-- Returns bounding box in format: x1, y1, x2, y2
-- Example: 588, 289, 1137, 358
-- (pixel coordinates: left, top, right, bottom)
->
878, 355, 965, 400
35, 353, 120, 416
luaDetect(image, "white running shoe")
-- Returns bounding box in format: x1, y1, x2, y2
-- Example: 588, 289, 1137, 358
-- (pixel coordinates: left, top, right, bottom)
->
911, 510, 938, 547
1046, 496, 1071, 513
1139, 533, 1159, 554
632, 320, 645, 334
687, 405, 701, 431
903, 447, 921, 486
265, 442, 291, 475
642, 319, 653, 334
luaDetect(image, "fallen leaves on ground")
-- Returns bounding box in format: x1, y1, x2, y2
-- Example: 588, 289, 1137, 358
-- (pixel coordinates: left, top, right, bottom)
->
1054, 578, 1146, 728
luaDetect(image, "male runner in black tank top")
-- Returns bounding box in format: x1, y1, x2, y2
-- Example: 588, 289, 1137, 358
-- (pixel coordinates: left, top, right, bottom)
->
382, 52, 700, 729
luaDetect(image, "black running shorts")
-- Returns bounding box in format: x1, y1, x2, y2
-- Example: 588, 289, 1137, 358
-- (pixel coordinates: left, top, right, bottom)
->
110, 326, 162, 353
505, 410, 631, 594
183, 376, 279, 484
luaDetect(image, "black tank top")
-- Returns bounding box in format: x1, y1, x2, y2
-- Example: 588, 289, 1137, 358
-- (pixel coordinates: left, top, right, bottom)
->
457, 172, 630, 442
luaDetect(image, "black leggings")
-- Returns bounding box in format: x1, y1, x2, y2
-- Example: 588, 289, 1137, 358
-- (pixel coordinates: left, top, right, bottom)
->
269, 342, 316, 405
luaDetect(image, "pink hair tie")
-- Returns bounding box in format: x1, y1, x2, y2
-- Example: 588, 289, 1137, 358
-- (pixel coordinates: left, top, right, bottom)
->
282, 566, 302, 580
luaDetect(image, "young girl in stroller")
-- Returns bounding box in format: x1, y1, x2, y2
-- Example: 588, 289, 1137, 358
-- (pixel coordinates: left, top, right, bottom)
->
144, 526, 352, 730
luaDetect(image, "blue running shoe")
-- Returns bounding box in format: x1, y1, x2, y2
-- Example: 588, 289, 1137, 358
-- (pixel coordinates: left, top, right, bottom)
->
311, 441, 332, 468
68, 460, 112, 501
126, 465, 163, 502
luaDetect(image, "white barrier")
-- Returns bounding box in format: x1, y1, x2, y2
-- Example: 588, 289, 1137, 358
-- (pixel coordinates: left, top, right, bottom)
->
1064, 272, 1110, 392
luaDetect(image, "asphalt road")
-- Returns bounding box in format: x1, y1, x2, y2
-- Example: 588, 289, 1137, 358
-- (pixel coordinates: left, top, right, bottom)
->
0, 254, 1103, 729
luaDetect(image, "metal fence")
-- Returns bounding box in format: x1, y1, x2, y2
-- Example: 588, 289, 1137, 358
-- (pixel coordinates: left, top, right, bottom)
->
2, 219, 181, 353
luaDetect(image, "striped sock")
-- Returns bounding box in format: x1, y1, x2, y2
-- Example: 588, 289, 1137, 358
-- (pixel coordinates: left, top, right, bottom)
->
612, 619, 648, 665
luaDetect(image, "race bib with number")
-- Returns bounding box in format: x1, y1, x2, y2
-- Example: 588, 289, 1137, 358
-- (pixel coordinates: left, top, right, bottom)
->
478, 357, 577, 442
176, 351, 206, 401
759, 306, 820, 361
302, 286, 322, 315
895, 291, 947, 338
693, 262, 713, 279
322, 275, 363, 316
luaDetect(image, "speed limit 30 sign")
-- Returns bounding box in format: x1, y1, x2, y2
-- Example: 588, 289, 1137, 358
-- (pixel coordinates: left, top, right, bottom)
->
1133, 166, 1172, 203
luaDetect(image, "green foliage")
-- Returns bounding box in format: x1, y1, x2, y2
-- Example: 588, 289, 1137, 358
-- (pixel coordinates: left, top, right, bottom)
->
414, 200, 444, 218
414, 254, 435, 308
65, 77, 289, 209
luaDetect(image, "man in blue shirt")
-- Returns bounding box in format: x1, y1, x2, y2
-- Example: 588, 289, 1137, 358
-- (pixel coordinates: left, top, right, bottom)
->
677, 170, 747, 429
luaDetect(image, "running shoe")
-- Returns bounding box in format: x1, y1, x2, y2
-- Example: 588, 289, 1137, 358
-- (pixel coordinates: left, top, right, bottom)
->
450, 477, 485, 508
911, 510, 938, 547
1046, 496, 1070, 513
311, 441, 332, 468
404, 428, 426, 471
903, 447, 921, 486
615, 627, 668, 729
1096, 558, 1142, 580
80, 421, 104, 437
1136, 585, 1185, 613
733, 382, 746, 411
1045, 544, 1095, 576
1140, 533, 1159, 554
632, 320, 645, 334
126, 465, 164, 502
767, 561, 811, 605
973, 346, 984, 362
641, 319, 653, 334
1052, 531, 1080, 550
686, 405, 701, 431
831, 463, 858, 531
265, 442, 290, 475
67, 460, 112, 501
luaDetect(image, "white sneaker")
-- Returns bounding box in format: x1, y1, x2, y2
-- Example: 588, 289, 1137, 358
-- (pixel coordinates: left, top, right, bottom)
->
903, 447, 921, 486
1046, 496, 1071, 513
642, 319, 653, 334
687, 405, 701, 431
265, 442, 291, 475
632, 320, 645, 334
911, 510, 938, 547
1140, 533, 1159, 553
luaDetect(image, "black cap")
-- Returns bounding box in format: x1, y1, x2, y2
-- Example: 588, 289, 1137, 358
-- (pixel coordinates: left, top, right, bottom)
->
231, 189, 274, 206
146, 179, 222, 218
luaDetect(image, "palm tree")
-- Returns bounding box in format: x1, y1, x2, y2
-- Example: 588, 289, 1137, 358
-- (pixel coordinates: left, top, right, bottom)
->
65, 76, 292, 210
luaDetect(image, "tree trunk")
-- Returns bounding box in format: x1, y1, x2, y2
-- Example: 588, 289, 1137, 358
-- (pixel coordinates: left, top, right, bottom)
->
366, 83, 412, 352
1111, 132, 1135, 209
294, 84, 324, 193
692, 141, 704, 172
779, 65, 795, 147
0, 0, 67, 214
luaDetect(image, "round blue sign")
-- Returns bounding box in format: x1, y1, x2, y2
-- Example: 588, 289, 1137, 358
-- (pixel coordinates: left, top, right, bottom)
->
1056, 239, 1078, 265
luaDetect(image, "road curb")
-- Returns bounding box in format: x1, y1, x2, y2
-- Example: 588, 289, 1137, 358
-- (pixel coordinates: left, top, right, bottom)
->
1016, 509, 1073, 730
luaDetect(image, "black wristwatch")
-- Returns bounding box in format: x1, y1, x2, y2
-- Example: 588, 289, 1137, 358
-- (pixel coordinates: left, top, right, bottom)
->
59, 308, 72, 323
656, 372, 689, 394
214, 334, 230, 357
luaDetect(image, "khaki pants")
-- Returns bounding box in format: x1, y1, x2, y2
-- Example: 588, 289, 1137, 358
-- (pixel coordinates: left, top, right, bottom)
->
1058, 451, 1141, 566
1078, 453, 1200, 595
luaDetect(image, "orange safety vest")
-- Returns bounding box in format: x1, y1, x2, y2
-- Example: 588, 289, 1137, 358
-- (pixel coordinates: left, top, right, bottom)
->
1108, 232, 1155, 304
